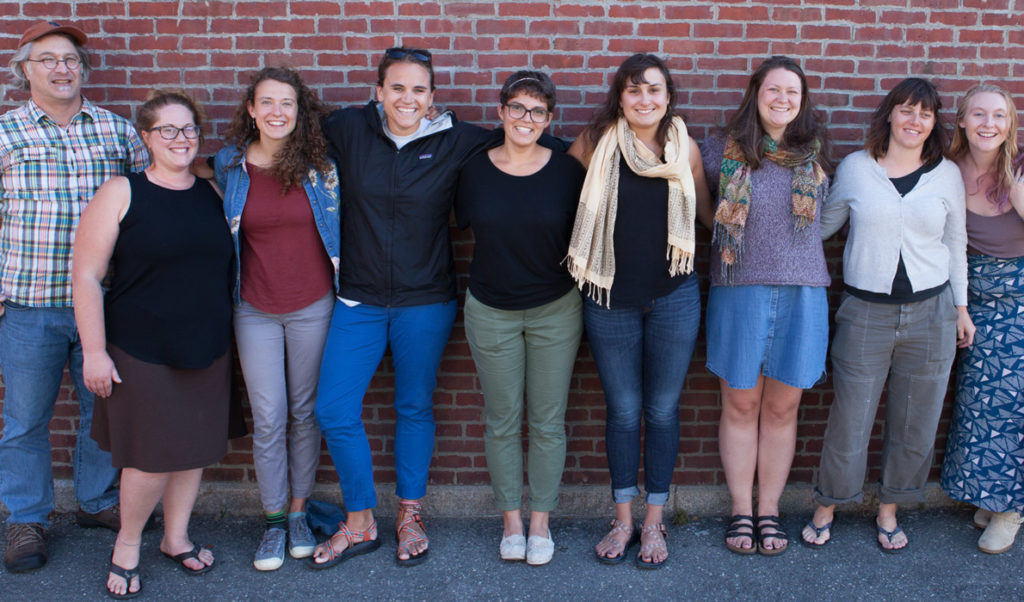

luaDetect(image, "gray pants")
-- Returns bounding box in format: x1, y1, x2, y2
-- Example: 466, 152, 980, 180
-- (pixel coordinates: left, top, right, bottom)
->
814, 288, 957, 506
234, 293, 334, 512
464, 289, 583, 512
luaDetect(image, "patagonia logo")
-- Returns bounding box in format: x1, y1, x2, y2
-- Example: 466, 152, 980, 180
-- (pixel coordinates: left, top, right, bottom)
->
418, 153, 433, 160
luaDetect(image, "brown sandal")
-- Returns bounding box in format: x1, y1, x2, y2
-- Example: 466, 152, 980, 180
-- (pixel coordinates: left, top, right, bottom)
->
635, 523, 668, 569
595, 518, 638, 565
395, 501, 429, 566
306, 520, 380, 570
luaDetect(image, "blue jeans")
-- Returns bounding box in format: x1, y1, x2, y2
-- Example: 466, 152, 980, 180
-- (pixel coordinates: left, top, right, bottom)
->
0, 304, 119, 526
584, 278, 700, 506
315, 299, 457, 512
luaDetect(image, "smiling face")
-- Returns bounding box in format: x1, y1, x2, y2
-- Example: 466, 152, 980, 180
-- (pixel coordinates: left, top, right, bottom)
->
888, 101, 935, 154
140, 103, 198, 171
498, 93, 550, 149
24, 34, 82, 108
619, 67, 668, 134
756, 67, 802, 141
376, 61, 434, 137
247, 78, 298, 143
959, 91, 1010, 155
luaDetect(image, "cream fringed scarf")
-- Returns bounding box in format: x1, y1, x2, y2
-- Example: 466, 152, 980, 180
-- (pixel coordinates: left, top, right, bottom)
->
566, 116, 697, 307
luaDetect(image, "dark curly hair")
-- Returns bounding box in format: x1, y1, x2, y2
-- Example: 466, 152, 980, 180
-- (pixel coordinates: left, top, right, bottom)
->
223, 66, 329, 194
722, 55, 830, 171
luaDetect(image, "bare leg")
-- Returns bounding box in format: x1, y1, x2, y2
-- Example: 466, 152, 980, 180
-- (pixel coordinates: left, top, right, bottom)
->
754, 378, 803, 551
719, 377, 764, 552
527, 510, 548, 538
158, 468, 212, 571
108, 468, 167, 596
504, 509, 525, 537
288, 497, 307, 514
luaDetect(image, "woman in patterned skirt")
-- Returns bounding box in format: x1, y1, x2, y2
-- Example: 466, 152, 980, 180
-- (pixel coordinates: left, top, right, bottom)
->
940, 84, 1024, 555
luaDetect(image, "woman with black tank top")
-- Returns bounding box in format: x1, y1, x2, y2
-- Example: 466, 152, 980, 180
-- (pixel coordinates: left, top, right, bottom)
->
567, 54, 711, 569
804, 79, 974, 552
73, 91, 232, 597
941, 84, 1024, 554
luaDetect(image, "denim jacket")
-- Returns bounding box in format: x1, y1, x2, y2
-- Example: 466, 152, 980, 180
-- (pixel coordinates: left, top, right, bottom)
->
214, 145, 341, 305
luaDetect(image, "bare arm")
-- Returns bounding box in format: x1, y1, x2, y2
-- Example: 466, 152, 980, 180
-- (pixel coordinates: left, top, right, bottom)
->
689, 137, 714, 230
72, 177, 131, 398
567, 134, 593, 169
1010, 169, 1024, 220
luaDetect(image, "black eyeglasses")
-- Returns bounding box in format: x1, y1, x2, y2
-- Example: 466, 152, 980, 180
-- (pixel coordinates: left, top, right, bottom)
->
148, 125, 200, 140
25, 56, 81, 71
384, 47, 432, 63
504, 102, 550, 123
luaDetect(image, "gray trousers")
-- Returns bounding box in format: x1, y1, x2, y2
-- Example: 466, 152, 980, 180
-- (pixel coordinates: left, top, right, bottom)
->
464, 289, 583, 512
234, 293, 334, 512
814, 288, 957, 506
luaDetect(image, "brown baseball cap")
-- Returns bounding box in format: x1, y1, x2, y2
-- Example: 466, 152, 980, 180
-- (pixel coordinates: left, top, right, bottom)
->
19, 21, 88, 48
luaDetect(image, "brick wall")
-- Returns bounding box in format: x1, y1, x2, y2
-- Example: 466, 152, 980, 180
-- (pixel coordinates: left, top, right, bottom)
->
1, 1, 1022, 491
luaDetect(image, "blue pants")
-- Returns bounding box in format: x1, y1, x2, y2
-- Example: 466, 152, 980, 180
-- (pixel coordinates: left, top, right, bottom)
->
583, 278, 701, 506
315, 299, 457, 512
0, 304, 119, 526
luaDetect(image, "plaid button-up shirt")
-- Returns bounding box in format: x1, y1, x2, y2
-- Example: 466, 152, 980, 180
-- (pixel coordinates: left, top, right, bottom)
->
0, 98, 149, 307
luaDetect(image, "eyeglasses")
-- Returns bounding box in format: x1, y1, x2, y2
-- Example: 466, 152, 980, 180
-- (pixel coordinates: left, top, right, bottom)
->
25, 56, 81, 71
504, 102, 550, 123
148, 125, 200, 140
384, 47, 432, 63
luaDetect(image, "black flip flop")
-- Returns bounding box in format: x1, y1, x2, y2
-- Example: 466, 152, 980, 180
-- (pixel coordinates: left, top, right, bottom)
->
876, 523, 908, 554
106, 561, 142, 599
162, 544, 214, 575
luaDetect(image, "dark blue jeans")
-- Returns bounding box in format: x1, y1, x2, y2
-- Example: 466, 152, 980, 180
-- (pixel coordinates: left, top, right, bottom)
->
583, 277, 701, 505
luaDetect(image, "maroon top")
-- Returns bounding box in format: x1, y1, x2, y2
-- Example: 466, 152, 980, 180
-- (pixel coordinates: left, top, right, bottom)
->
240, 163, 332, 313
966, 208, 1024, 258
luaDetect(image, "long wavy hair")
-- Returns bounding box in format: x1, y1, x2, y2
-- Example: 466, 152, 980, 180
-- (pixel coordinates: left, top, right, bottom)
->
584, 53, 677, 150
864, 77, 948, 166
721, 55, 830, 171
224, 66, 329, 194
948, 84, 1022, 212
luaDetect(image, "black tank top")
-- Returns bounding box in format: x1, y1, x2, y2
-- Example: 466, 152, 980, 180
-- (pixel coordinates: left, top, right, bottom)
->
607, 155, 689, 308
104, 172, 233, 369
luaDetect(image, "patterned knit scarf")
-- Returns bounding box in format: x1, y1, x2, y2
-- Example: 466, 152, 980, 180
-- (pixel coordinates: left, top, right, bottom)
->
566, 116, 697, 307
713, 135, 826, 281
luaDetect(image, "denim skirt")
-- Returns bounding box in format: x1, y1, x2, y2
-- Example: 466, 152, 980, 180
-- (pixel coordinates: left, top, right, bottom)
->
706, 284, 828, 390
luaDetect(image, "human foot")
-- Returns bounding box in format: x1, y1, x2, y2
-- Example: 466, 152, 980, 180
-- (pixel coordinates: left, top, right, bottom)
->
725, 515, 755, 555
396, 501, 429, 566
635, 522, 668, 569
594, 518, 636, 564
756, 516, 788, 556
875, 518, 908, 553
160, 542, 214, 574
308, 520, 380, 569
801, 506, 834, 547
107, 536, 142, 598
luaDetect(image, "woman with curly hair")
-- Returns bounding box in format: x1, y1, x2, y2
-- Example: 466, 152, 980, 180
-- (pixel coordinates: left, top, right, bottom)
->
213, 66, 340, 571
941, 84, 1024, 554
700, 55, 831, 557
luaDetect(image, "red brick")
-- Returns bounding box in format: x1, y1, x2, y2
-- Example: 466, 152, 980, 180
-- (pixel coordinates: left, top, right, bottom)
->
22, 2, 72, 17
291, 1, 342, 16
554, 4, 605, 18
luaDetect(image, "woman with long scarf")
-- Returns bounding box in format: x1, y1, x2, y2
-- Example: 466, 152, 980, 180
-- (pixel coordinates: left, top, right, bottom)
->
567, 53, 710, 570
940, 84, 1024, 555
699, 56, 830, 557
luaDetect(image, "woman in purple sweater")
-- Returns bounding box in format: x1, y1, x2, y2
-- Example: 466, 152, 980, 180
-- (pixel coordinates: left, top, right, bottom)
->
699, 56, 831, 556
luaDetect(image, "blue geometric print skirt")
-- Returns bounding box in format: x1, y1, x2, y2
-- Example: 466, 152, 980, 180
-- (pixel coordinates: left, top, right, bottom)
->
941, 253, 1024, 513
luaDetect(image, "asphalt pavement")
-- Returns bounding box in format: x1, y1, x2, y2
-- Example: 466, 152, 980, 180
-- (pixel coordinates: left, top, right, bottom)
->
1, 506, 1020, 601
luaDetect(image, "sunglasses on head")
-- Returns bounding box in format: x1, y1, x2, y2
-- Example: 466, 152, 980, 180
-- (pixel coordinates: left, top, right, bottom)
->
384, 47, 432, 63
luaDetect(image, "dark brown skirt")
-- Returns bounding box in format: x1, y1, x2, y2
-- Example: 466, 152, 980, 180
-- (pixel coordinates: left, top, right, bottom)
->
91, 344, 230, 473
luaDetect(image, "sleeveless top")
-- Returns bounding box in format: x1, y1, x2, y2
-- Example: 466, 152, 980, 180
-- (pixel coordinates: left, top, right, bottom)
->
966, 209, 1024, 258
104, 172, 233, 369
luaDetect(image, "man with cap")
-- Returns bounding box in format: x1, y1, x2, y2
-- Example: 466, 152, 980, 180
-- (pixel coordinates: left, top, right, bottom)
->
0, 21, 148, 572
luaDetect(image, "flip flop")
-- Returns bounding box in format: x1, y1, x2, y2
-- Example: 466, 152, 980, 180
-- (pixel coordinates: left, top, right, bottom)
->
162, 544, 214, 575
876, 523, 908, 554
306, 521, 381, 570
801, 520, 833, 549
105, 561, 142, 599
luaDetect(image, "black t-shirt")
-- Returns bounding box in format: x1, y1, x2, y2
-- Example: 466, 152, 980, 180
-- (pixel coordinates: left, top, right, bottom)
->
846, 159, 947, 304
455, 150, 585, 310
606, 155, 690, 308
